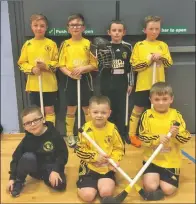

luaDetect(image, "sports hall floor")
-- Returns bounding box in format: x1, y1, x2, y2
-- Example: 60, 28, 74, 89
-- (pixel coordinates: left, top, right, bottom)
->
1, 134, 195, 203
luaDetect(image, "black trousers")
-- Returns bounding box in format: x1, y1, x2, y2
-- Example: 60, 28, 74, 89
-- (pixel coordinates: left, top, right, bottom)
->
100, 75, 127, 141
16, 152, 66, 191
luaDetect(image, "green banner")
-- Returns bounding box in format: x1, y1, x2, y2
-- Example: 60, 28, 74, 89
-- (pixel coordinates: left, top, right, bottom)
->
47, 28, 94, 36
161, 27, 188, 34
47, 27, 188, 36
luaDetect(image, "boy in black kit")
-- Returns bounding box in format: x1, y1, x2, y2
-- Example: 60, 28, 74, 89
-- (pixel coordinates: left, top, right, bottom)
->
7, 106, 68, 197
100, 20, 134, 143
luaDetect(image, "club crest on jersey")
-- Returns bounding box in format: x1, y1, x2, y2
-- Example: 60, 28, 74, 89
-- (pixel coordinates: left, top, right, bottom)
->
86, 128, 92, 133
84, 46, 89, 51
43, 141, 54, 152
104, 135, 112, 144
65, 43, 70, 47
45, 45, 51, 52
122, 52, 127, 59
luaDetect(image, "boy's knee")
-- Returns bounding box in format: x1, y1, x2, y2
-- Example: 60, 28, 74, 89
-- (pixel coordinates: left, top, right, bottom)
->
160, 183, 177, 195
17, 152, 37, 175
44, 106, 54, 114
99, 188, 113, 198
19, 152, 37, 168
78, 189, 97, 203
82, 106, 88, 113
144, 182, 159, 192
134, 105, 144, 113
67, 106, 77, 114
98, 178, 115, 198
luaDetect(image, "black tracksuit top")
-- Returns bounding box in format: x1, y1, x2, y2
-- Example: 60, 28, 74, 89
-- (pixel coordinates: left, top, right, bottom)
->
9, 122, 68, 180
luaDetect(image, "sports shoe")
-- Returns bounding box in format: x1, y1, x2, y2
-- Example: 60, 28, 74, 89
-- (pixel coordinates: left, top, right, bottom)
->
11, 179, 24, 197
66, 135, 77, 148
130, 135, 141, 148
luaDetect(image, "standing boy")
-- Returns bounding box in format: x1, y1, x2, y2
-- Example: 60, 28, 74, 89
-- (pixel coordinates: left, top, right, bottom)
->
129, 16, 173, 147
100, 20, 134, 143
18, 14, 59, 125
58, 14, 97, 148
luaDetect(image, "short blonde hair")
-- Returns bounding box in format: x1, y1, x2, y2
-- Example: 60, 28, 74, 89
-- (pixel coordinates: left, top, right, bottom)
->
89, 95, 111, 107
30, 14, 48, 26
150, 82, 174, 97
144, 15, 161, 28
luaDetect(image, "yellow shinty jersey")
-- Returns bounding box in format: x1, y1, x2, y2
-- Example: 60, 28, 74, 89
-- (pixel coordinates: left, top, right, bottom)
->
131, 40, 173, 92
18, 38, 58, 92
139, 108, 191, 168
75, 121, 124, 174
58, 38, 97, 71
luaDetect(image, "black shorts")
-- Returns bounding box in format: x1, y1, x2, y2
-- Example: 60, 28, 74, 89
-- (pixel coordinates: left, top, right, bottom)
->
134, 90, 151, 108
29, 91, 57, 107
76, 164, 116, 190
64, 74, 93, 107
143, 161, 180, 188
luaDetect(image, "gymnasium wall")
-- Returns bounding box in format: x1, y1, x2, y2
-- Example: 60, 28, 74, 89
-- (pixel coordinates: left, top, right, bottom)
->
1, 1, 19, 133
5, 0, 195, 133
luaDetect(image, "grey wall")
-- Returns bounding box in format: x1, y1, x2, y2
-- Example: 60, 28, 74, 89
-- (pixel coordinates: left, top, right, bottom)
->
23, 0, 116, 36
1, 1, 19, 133
120, 0, 195, 35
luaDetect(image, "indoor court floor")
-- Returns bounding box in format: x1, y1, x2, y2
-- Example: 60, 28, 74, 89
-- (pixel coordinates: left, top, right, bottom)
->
1, 134, 195, 203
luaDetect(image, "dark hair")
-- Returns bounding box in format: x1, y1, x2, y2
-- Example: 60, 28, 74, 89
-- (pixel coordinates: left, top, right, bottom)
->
89, 95, 111, 107
108, 20, 126, 30
67, 13, 85, 25
150, 82, 174, 97
30, 14, 48, 26
20, 106, 43, 119
143, 15, 161, 28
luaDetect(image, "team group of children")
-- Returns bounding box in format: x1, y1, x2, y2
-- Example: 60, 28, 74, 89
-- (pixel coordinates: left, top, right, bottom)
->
7, 13, 191, 203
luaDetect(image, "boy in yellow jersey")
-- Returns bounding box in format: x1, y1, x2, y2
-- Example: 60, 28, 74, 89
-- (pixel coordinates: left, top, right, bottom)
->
139, 82, 191, 196
75, 96, 124, 203
58, 14, 97, 148
18, 14, 58, 126
129, 16, 173, 147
